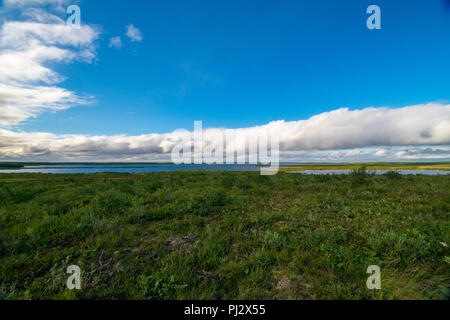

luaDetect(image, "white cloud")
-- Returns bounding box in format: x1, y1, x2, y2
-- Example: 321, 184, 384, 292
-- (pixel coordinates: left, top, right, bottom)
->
273, 103, 450, 150
108, 36, 122, 49
0, 82, 89, 126
0, 1, 100, 126
0, 103, 449, 161
0, 21, 98, 50
125, 24, 142, 42
2, 0, 69, 9
3, 0, 65, 5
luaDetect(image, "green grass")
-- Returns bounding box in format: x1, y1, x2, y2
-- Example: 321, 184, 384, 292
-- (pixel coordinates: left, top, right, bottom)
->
281, 161, 450, 172
0, 171, 449, 300
0, 163, 25, 169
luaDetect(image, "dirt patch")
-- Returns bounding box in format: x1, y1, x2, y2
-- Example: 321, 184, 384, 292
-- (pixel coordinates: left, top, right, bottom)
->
165, 235, 199, 253
273, 270, 315, 300
276, 277, 294, 291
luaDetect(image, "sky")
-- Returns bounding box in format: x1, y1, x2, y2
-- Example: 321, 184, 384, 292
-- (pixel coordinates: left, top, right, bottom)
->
0, 0, 449, 162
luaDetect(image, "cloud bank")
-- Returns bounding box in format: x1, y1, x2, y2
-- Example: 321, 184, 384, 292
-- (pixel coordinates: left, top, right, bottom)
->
0, 0, 100, 126
1, 103, 449, 161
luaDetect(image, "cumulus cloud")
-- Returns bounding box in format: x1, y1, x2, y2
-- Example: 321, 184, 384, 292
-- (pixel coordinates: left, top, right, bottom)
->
0, 83, 89, 126
3, 0, 66, 5
108, 36, 122, 49
287, 147, 450, 162
393, 147, 450, 160
125, 24, 142, 42
0, 1, 100, 126
1, 0, 69, 15
1, 103, 449, 161
3, 0, 67, 7
273, 103, 450, 150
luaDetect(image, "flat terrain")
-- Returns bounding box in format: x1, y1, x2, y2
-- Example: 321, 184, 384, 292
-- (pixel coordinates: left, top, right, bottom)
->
281, 162, 450, 172
0, 171, 449, 299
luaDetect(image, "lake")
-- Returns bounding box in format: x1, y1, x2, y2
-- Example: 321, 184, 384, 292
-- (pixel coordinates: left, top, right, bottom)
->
0, 164, 261, 174
0, 164, 449, 175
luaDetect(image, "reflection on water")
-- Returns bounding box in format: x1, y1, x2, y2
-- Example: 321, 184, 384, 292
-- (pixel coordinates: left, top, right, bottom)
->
1, 164, 260, 174
0, 164, 448, 175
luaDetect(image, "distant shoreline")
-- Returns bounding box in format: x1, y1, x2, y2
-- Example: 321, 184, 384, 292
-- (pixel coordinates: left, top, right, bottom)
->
1, 161, 449, 171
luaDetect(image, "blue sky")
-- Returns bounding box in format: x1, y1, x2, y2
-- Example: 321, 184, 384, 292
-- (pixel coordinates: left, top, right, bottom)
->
18, 0, 450, 134
0, 0, 449, 161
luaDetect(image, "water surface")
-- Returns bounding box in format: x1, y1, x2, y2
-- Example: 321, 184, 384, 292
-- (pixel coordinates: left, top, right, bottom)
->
1, 164, 449, 175
0, 164, 260, 174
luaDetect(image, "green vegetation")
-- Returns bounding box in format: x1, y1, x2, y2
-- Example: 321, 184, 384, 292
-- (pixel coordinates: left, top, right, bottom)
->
281, 161, 450, 172
0, 171, 448, 300
3, 161, 449, 172
0, 163, 25, 169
